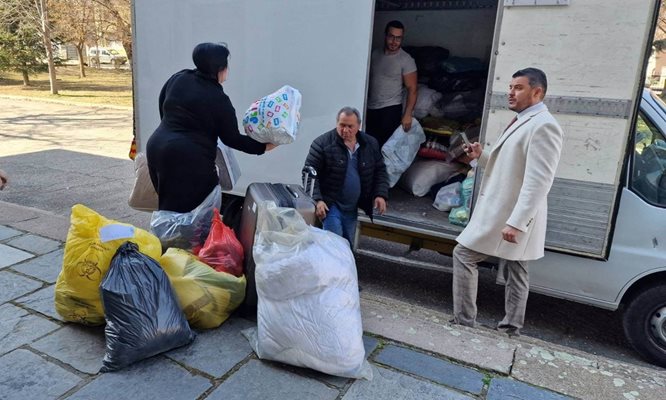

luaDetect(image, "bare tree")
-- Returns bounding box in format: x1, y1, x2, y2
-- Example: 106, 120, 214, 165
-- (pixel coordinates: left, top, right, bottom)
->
1, 0, 58, 93
92, 0, 131, 62
51, 0, 94, 77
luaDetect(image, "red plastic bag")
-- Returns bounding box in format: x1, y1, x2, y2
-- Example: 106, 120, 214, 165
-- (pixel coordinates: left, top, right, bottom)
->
197, 208, 244, 276
417, 146, 447, 161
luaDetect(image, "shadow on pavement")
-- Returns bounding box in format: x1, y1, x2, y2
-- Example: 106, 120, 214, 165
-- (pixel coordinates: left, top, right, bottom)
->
0, 149, 150, 230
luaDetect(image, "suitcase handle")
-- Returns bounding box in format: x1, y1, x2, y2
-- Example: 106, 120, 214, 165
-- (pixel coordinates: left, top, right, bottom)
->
302, 166, 317, 196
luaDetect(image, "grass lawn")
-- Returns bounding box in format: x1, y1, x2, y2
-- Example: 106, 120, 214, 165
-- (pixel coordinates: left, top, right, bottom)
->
0, 66, 133, 107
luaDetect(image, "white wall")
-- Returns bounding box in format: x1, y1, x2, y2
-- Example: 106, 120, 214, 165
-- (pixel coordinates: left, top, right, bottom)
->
372, 9, 497, 62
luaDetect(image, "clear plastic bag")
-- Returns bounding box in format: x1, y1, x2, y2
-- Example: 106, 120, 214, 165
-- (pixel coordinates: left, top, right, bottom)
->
432, 182, 462, 212
246, 202, 373, 380
100, 242, 194, 372
449, 170, 475, 226
243, 85, 302, 145
381, 119, 426, 187
150, 185, 221, 253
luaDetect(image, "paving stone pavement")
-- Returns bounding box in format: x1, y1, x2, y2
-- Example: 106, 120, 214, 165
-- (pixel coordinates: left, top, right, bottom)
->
0, 226, 579, 400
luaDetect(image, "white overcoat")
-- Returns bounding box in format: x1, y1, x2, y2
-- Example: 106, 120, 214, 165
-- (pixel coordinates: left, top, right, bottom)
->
456, 107, 564, 261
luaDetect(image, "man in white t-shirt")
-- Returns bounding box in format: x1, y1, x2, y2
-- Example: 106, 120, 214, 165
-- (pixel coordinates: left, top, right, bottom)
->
366, 20, 418, 147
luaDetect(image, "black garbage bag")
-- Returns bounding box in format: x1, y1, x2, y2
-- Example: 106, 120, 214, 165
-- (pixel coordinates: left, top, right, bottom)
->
403, 46, 450, 77
100, 242, 195, 372
428, 70, 486, 93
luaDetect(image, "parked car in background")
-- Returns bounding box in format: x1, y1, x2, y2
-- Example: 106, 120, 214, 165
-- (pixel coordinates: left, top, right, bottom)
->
88, 48, 127, 66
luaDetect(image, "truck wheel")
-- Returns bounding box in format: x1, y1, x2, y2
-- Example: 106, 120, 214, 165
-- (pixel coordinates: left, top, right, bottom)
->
623, 283, 666, 367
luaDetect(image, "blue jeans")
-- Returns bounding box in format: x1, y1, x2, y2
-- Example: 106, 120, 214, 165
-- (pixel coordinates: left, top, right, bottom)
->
322, 204, 358, 246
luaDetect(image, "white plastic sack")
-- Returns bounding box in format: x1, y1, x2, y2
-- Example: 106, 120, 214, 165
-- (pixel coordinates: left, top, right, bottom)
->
432, 182, 462, 211
128, 153, 158, 212
150, 185, 221, 252
404, 84, 442, 119
382, 119, 426, 188
399, 159, 465, 197
215, 139, 241, 190
242, 85, 302, 145
245, 202, 372, 380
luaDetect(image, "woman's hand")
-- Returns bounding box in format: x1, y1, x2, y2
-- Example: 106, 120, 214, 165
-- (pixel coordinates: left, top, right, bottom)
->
265, 143, 278, 152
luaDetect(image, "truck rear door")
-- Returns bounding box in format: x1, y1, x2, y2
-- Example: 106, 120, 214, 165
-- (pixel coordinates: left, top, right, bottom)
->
482, 0, 659, 258
132, 0, 375, 191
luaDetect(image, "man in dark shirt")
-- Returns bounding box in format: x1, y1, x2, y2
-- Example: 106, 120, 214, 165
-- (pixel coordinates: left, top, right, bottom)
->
304, 107, 389, 246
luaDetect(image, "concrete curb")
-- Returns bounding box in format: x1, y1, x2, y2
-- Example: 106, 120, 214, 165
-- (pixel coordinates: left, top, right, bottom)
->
360, 293, 666, 400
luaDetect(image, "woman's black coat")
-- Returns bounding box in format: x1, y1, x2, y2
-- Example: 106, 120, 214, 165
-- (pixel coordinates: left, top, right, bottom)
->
147, 69, 264, 212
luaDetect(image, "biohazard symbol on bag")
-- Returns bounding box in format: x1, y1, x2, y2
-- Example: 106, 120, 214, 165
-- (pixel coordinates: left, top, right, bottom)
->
75, 258, 102, 281
55, 204, 162, 325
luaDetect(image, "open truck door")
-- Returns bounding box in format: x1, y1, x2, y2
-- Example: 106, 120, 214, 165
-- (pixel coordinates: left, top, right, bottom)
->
132, 0, 375, 193
482, 0, 659, 259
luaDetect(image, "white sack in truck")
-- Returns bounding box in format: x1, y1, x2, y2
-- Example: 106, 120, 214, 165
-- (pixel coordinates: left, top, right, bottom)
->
382, 118, 426, 187
242, 85, 302, 145
244, 202, 372, 380
399, 159, 465, 197
404, 84, 442, 119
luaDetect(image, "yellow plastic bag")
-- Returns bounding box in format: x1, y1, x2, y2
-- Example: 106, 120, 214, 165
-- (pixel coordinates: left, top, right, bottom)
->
55, 204, 162, 325
159, 248, 246, 329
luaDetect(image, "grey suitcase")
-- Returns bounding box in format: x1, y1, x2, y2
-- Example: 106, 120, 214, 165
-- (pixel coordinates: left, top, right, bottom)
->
238, 179, 317, 312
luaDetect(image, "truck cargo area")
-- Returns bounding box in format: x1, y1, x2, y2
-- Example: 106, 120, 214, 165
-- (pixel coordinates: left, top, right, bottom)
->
366, 0, 499, 238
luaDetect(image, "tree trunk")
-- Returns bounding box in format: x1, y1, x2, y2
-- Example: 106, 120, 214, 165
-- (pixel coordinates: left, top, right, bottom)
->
39, 0, 58, 94
22, 69, 30, 86
122, 37, 132, 65
76, 45, 86, 78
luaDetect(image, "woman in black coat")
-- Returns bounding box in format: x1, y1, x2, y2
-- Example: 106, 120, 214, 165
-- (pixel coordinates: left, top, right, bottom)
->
147, 42, 275, 212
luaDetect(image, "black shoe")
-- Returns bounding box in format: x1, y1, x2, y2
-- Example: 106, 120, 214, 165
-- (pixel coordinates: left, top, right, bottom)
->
480, 323, 499, 331
449, 318, 476, 328
506, 327, 521, 338
496, 323, 521, 337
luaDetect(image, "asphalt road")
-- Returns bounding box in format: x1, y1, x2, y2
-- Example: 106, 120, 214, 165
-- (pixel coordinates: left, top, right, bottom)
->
0, 97, 658, 371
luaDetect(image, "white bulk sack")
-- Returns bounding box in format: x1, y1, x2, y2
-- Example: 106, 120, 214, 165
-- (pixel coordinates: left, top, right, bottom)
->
404, 84, 442, 119
244, 203, 372, 380
432, 182, 462, 211
399, 159, 464, 197
381, 118, 426, 188
242, 85, 302, 145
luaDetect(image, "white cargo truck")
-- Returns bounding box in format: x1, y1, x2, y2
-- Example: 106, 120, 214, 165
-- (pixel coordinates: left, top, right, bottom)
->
131, 0, 666, 366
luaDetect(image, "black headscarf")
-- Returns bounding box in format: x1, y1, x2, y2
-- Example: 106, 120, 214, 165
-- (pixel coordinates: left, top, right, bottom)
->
192, 42, 230, 81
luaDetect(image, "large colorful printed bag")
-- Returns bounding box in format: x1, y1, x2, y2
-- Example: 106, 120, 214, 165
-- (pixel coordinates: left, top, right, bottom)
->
243, 85, 302, 145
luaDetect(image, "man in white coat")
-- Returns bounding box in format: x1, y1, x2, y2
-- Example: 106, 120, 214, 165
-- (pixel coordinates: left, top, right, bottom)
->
452, 67, 564, 337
